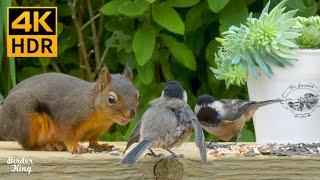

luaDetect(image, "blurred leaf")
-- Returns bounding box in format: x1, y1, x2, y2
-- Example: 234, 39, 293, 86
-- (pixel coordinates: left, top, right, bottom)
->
39, 57, 51, 67
58, 27, 78, 55
118, 0, 148, 17
185, 2, 216, 33
186, 30, 204, 56
239, 129, 255, 142
147, 0, 157, 3
161, 34, 196, 70
205, 38, 219, 63
133, 25, 155, 66
207, 0, 230, 13
58, 22, 63, 36
152, 3, 185, 35
104, 16, 134, 33
100, 0, 124, 16
285, 0, 318, 17
9, 59, 16, 86
218, 0, 248, 33
106, 31, 132, 53
69, 69, 81, 78
137, 59, 154, 84
160, 59, 174, 81
164, 0, 200, 8
17, 67, 42, 82
57, 4, 71, 17
0, 92, 3, 101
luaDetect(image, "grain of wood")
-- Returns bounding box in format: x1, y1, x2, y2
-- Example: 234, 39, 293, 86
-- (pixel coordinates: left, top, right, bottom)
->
0, 142, 320, 179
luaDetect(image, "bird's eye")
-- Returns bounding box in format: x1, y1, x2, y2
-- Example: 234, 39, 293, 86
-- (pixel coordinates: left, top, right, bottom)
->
107, 92, 117, 105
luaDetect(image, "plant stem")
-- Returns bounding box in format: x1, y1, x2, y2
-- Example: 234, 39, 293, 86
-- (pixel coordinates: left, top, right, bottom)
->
81, 13, 100, 31
86, 0, 101, 70
68, 0, 92, 80
51, 62, 61, 72
97, 0, 105, 41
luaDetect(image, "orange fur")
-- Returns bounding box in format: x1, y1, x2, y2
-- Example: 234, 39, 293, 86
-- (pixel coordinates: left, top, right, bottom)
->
27, 111, 115, 152
28, 112, 61, 150
75, 111, 115, 142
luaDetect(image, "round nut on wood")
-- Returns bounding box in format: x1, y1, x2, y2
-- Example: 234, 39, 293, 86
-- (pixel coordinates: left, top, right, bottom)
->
153, 158, 183, 180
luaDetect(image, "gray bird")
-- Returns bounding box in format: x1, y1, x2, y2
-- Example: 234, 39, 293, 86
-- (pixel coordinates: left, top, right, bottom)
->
122, 81, 206, 164
195, 94, 282, 143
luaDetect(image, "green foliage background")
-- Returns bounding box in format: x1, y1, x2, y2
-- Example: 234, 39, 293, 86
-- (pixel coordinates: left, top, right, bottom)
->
0, 0, 319, 142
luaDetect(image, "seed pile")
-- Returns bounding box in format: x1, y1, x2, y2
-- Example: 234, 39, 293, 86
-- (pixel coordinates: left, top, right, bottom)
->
207, 143, 320, 157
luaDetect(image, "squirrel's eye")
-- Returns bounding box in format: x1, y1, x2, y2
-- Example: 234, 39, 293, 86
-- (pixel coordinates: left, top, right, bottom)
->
107, 92, 117, 105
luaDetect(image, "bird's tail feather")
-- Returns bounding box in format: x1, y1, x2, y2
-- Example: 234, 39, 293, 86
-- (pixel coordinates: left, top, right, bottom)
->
254, 99, 283, 108
191, 117, 207, 162
122, 139, 154, 164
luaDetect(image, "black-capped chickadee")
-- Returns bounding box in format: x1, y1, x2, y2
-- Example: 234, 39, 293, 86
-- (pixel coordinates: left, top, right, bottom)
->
195, 94, 282, 143
122, 81, 206, 164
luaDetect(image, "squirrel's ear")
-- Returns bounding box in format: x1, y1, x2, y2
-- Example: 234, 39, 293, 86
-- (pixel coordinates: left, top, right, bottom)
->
123, 66, 133, 81
94, 67, 111, 92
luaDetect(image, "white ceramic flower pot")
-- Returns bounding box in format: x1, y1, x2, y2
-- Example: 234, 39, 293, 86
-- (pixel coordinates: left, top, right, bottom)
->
247, 49, 320, 144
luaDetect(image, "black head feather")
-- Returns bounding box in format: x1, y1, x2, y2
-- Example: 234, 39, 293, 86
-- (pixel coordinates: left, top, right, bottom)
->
196, 94, 214, 105
162, 80, 184, 100
197, 107, 221, 126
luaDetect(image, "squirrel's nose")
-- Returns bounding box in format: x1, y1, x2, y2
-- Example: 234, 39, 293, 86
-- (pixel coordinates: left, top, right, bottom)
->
126, 109, 136, 118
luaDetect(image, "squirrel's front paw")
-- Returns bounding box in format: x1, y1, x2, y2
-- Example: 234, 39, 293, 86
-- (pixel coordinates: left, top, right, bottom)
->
88, 142, 114, 152
71, 145, 93, 154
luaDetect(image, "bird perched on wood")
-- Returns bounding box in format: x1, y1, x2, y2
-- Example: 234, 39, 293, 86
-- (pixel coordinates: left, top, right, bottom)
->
122, 81, 206, 164
195, 94, 282, 144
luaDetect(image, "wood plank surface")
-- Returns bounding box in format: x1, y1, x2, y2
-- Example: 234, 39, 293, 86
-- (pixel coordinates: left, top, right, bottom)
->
0, 142, 320, 179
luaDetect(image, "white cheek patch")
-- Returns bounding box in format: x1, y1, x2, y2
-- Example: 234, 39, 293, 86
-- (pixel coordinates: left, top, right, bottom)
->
183, 91, 188, 103
209, 101, 227, 116
194, 104, 201, 114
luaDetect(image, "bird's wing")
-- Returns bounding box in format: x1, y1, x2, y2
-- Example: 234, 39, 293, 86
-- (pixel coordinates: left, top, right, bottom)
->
122, 138, 155, 164
170, 104, 207, 162
218, 99, 252, 122
124, 121, 141, 154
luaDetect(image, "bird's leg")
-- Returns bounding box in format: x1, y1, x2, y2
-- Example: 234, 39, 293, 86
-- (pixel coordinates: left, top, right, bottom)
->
164, 148, 184, 158
145, 149, 165, 157
235, 131, 242, 145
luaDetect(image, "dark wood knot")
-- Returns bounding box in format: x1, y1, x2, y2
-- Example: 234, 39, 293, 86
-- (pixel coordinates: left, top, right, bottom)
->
154, 158, 183, 180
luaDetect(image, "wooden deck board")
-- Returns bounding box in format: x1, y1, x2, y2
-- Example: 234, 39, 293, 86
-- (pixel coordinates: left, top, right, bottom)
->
0, 142, 320, 179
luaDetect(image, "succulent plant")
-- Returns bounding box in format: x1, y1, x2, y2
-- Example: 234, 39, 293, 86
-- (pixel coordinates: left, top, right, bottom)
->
211, 1, 300, 88
295, 16, 320, 49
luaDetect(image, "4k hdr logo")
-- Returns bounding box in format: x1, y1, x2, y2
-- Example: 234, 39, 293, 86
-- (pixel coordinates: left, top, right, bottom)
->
7, 7, 57, 57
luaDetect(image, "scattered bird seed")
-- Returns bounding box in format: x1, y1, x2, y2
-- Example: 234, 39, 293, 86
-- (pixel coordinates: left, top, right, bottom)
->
109, 151, 120, 156
208, 143, 320, 157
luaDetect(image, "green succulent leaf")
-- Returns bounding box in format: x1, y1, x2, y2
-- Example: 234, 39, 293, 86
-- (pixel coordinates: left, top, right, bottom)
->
211, 0, 300, 87
133, 25, 156, 66
295, 16, 320, 48
207, 0, 230, 13
161, 34, 196, 70
152, 3, 185, 35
